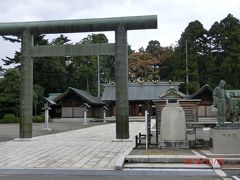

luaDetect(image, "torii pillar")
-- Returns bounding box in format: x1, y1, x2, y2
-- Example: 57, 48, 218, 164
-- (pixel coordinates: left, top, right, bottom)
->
20, 29, 33, 138
115, 25, 129, 139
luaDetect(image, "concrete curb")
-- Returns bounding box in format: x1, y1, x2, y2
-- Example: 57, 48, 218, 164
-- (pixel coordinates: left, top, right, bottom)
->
0, 168, 218, 176
115, 148, 133, 170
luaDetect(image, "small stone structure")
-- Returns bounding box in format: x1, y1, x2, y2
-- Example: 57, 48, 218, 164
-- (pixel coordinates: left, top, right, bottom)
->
158, 87, 189, 148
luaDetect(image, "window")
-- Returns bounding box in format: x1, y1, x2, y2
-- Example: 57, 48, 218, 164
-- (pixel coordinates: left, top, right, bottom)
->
168, 99, 177, 103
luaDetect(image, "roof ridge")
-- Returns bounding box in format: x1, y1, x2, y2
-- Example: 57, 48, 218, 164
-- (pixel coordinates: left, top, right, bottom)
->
53, 87, 105, 105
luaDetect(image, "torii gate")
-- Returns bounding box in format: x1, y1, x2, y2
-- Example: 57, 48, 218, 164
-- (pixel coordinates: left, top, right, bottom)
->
0, 15, 157, 139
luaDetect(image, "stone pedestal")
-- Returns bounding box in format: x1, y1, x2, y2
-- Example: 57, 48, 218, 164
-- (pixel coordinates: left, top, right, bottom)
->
159, 103, 188, 149
210, 128, 240, 154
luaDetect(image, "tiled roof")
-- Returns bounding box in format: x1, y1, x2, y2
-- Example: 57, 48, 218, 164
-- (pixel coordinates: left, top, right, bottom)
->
48, 93, 62, 101
101, 82, 182, 101
54, 87, 105, 105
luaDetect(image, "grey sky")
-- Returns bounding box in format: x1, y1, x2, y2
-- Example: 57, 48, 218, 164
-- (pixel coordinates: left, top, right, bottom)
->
0, 0, 240, 67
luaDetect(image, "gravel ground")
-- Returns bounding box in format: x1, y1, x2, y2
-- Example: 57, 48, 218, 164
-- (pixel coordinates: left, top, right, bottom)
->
0, 122, 109, 142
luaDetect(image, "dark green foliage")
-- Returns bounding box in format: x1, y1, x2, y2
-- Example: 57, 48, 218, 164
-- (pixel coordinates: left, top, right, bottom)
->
208, 14, 240, 89
0, 66, 3, 77
1, 51, 21, 67
1, 35, 21, 67
67, 33, 115, 95
146, 40, 161, 57
175, 20, 207, 93
128, 45, 134, 54
174, 14, 240, 93
0, 69, 20, 118
32, 115, 44, 123
128, 14, 240, 93
33, 35, 69, 95
0, 68, 45, 118
1, 33, 115, 116
3, 114, 16, 123
80, 33, 108, 44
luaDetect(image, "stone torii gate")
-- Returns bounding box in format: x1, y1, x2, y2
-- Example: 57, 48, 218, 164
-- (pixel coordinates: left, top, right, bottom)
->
0, 15, 157, 139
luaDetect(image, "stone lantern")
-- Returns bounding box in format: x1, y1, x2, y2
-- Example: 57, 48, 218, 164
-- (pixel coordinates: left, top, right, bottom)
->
42, 99, 52, 131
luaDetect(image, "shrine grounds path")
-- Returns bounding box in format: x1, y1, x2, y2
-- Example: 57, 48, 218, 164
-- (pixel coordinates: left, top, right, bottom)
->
0, 122, 144, 170
0, 122, 106, 142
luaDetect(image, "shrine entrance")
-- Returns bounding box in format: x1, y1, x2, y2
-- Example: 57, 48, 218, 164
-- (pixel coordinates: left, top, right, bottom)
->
0, 15, 157, 139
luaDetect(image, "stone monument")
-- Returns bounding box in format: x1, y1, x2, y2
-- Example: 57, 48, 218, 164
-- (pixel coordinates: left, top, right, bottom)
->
159, 87, 188, 148
210, 80, 240, 154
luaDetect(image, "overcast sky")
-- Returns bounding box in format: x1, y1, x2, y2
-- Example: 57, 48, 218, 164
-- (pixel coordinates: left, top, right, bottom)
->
0, 0, 240, 67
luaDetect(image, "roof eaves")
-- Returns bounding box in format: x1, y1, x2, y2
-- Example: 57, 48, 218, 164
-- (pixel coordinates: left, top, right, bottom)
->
188, 84, 212, 99
70, 87, 105, 105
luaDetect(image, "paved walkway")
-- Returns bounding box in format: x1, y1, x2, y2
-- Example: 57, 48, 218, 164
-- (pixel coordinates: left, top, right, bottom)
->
0, 122, 145, 170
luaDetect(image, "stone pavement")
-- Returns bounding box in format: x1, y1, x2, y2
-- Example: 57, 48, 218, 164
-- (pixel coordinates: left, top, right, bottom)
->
0, 122, 145, 170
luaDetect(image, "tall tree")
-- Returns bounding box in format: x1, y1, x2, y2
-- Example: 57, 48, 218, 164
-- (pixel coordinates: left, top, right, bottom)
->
208, 14, 240, 88
0, 69, 20, 117
33, 35, 70, 95
80, 33, 108, 44
175, 20, 207, 93
1, 34, 48, 68
129, 40, 176, 82
146, 40, 161, 57
158, 46, 176, 81
129, 52, 159, 82
68, 33, 114, 95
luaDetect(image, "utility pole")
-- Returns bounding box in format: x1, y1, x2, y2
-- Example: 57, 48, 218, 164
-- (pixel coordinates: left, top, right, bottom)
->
97, 55, 100, 98
185, 39, 189, 96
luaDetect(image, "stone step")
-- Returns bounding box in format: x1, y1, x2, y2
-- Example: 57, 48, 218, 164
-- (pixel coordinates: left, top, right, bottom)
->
124, 163, 211, 169
198, 117, 217, 122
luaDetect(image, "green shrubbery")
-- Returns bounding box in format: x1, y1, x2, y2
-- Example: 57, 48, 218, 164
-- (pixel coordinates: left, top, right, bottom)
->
32, 115, 44, 123
0, 114, 44, 123
3, 114, 16, 123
